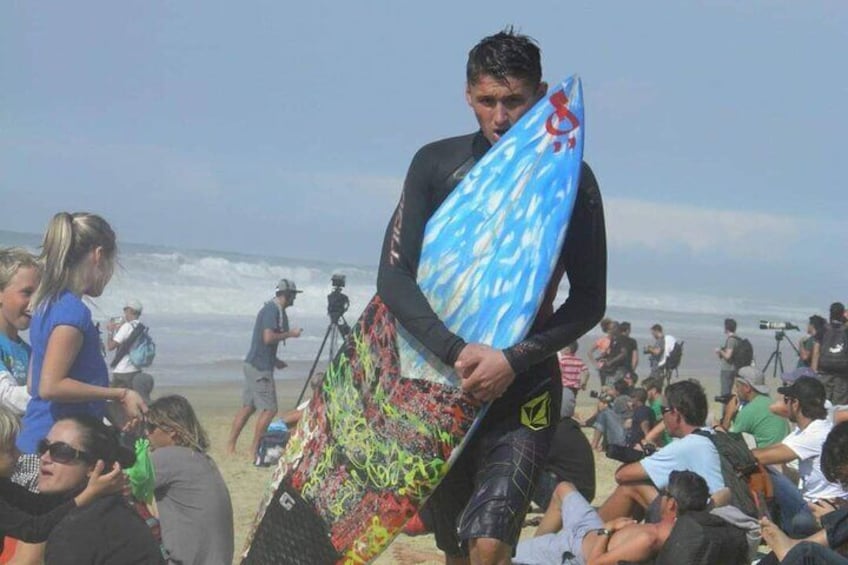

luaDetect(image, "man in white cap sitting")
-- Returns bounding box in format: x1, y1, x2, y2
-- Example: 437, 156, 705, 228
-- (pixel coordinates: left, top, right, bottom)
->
107, 299, 154, 412
227, 278, 303, 463
726, 366, 789, 448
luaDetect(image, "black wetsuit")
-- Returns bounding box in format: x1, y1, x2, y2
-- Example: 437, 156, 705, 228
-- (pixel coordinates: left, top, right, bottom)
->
377, 130, 607, 421
377, 130, 606, 553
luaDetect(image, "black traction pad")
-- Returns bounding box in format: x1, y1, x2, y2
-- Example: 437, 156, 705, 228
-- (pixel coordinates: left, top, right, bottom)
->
242, 480, 342, 565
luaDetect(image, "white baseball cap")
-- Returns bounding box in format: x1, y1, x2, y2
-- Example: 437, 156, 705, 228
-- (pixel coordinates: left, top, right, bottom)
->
124, 299, 143, 313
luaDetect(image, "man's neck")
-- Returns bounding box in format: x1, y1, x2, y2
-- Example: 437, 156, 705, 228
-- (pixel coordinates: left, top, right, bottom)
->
0, 321, 17, 341
796, 414, 819, 431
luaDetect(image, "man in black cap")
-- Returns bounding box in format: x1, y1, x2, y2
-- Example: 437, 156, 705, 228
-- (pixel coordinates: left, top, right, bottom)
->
227, 278, 303, 462
752, 376, 848, 538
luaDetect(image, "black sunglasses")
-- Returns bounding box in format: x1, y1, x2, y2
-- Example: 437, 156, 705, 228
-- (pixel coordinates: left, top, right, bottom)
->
660, 405, 674, 415
37, 439, 93, 465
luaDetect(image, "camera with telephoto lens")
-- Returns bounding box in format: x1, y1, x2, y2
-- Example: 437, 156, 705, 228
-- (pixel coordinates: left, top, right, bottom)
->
605, 442, 658, 464
715, 394, 735, 404
642, 346, 652, 354
759, 320, 800, 331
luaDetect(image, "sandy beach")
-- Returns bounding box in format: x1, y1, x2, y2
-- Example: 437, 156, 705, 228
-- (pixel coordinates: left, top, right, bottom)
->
158, 367, 728, 565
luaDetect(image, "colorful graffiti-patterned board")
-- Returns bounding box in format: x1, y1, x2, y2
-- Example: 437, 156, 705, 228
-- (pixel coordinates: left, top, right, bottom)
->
241, 76, 585, 564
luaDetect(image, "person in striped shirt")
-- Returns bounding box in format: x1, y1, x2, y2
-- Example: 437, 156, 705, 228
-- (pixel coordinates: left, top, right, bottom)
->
558, 342, 590, 396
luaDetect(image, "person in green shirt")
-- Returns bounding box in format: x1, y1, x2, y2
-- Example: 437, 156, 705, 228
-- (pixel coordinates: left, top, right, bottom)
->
729, 366, 789, 447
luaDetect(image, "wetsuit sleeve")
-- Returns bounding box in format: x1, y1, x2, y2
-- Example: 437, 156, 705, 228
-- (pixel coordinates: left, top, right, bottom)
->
502, 164, 607, 375
376, 148, 467, 367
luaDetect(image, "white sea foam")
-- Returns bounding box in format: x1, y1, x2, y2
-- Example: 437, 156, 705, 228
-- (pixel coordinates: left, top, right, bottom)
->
1, 230, 821, 385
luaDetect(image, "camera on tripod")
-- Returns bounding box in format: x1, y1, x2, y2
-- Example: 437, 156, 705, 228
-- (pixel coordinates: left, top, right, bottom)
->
759, 321, 800, 331
327, 274, 350, 335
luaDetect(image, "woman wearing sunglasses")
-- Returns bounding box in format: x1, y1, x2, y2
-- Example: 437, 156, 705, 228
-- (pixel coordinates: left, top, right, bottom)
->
0, 406, 123, 557
38, 414, 163, 564
145, 395, 233, 565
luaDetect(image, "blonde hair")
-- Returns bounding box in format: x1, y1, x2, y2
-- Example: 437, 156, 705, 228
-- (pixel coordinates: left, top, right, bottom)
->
148, 395, 210, 452
0, 247, 40, 291
31, 212, 117, 310
0, 405, 21, 450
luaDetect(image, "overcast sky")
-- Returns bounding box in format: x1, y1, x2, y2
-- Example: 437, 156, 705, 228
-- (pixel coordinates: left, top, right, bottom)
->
1, 1, 845, 307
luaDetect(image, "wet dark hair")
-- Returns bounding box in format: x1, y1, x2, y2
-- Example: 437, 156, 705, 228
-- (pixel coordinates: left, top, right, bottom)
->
61, 414, 135, 469
822, 421, 848, 487
667, 470, 709, 514
466, 27, 542, 87
651, 323, 663, 333
613, 379, 630, 395
724, 318, 737, 333
619, 321, 631, 333
665, 380, 708, 426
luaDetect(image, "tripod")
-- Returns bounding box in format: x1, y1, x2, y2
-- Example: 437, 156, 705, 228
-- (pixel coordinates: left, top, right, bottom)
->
762, 330, 800, 379
294, 288, 351, 407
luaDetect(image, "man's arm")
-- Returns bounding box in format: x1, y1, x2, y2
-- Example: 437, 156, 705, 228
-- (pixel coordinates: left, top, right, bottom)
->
752, 443, 798, 466
614, 461, 649, 484
376, 145, 467, 366
586, 527, 657, 565
500, 163, 607, 375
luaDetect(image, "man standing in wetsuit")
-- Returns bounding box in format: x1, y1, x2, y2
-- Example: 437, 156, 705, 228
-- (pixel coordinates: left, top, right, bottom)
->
377, 29, 607, 564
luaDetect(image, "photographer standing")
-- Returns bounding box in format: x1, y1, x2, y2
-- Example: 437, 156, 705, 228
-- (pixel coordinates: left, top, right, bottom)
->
716, 318, 740, 397
227, 279, 303, 463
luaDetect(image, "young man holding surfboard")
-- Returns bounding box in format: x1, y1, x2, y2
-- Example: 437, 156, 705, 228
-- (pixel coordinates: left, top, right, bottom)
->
377, 29, 607, 565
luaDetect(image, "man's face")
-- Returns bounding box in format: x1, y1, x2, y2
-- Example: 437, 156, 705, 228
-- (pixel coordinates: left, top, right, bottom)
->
466, 74, 546, 145
651, 329, 661, 340
735, 381, 753, 402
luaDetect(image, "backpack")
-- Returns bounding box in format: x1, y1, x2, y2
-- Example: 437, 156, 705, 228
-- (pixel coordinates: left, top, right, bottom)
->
654, 510, 749, 565
819, 323, 848, 373
692, 429, 763, 518
666, 341, 684, 371
729, 337, 753, 369
128, 324, 156, 368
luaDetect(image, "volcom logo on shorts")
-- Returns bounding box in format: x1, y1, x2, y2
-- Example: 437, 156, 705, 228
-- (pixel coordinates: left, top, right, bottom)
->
520, 391, 551, 431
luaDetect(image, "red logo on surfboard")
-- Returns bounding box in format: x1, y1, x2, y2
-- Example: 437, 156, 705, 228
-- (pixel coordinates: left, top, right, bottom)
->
546, 90, 580, 153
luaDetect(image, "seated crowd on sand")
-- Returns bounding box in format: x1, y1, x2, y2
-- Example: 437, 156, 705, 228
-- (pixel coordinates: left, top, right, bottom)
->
2, 211, 848, 565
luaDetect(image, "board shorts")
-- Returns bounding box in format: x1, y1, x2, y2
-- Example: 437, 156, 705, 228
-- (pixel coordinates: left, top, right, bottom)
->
513, 489, 602, 565
427, 389, 554, 557
242, 363, 278, 412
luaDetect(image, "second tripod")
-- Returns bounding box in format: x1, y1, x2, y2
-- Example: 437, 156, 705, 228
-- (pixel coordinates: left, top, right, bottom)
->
762, 330, 800, 379
295, 275, 351, 407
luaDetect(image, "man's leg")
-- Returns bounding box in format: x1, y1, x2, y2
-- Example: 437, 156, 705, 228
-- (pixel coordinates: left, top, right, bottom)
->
761, 517, 842, 563
249, 373, 279, 460
720, 370, 734, 397
228, 365, 260, 454
597, 483, 659, 522
459, 406, 553, 565
250, 408, 277, 460
515, 482, 602, 565
769, 469, 818, 538
227, 404, 255, 454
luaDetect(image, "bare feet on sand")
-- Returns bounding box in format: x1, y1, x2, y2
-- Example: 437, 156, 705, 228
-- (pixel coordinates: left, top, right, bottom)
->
761, 517, 799, 561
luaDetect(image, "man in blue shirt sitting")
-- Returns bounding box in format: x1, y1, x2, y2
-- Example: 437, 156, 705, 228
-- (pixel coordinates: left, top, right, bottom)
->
597, 379, 725, 522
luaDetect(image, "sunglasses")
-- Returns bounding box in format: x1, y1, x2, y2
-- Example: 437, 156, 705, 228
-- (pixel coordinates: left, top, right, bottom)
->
660, 405, 674, 415
37, 439, 93, 465
783, 396, 796, 404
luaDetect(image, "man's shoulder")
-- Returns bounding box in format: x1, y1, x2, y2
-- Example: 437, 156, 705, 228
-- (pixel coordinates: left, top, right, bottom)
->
416, 132, 479, 156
